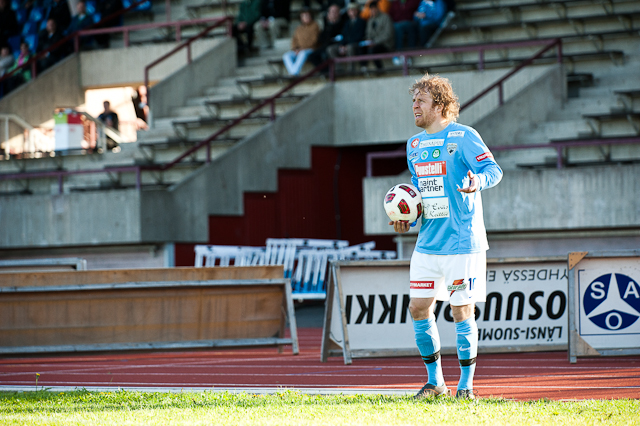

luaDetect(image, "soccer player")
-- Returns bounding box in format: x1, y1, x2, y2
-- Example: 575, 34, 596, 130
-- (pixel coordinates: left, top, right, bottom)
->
389, 74, 503, 399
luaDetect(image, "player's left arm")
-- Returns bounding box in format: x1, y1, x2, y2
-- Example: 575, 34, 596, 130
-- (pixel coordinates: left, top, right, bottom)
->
457, 129, 503, 194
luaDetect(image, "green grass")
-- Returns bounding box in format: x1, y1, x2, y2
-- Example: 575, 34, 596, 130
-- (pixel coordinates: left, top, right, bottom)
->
0, 390, 638, 425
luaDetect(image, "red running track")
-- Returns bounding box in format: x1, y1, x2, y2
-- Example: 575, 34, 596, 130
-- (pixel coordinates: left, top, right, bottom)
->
1, 328, 639, 400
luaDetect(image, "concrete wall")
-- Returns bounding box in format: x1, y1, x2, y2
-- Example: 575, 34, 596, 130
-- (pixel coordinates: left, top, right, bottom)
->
141, 85, 335, 242
80, 38, 224, 88
0, 56, 84, 129
148, 38, 236, 120
483, 165, 640, 231
332, 65, 553, 145
363, 164, 640, 236
0, 189, 141, 247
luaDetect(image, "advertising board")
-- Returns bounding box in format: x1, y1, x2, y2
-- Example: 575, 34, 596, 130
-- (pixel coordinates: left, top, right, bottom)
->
321, 259, 569, 364
568, 250, 640, 363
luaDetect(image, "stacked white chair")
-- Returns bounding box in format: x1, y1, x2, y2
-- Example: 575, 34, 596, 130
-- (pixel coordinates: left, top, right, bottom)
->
195, 239, 396, 299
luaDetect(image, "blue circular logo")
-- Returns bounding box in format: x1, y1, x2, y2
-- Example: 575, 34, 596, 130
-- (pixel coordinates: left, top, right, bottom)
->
420, 151, 429, 160
583, 273, 640, 330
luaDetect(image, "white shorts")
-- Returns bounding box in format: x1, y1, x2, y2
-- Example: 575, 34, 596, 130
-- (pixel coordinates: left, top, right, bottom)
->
409, 251, 487, 306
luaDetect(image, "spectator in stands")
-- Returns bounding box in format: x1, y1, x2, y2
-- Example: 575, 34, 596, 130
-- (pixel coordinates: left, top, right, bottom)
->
308, 3, 346, 68
95, 0, 124, 48
98, 101, 119, 130
37, 18, 65, 72
414, 0, 447, 46
66, 1, 94, 35
303, 0, 343, 14
132, 85, 149, 129
0, 46, 14, 76
254, 0, 291, 50
360, 1, 394, 72
0, 0, 19, 47
360, 0, 389, 20
325, 2, 365, 72
389, 0, 420, 60
232, 0, 262, 55
98, 100, 119, 149
282, 8, 319, 75
5, 41, 31, 93
99, 0, 124, 20
49, 0, 72, 31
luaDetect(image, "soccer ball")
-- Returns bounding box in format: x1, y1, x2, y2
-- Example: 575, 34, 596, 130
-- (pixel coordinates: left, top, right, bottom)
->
383, 183, 422, 223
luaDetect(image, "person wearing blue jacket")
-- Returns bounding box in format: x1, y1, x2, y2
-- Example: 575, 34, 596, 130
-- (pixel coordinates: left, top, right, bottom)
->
389, 73, 503, 400
414, 0, 446, 46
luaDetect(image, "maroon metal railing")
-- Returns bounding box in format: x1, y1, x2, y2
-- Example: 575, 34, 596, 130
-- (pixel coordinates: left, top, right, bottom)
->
0, 0, 151, 85
366, 137, 640, 176
74, 16, 229, 49
144, 16, 233, 102
5, 37, 628, 194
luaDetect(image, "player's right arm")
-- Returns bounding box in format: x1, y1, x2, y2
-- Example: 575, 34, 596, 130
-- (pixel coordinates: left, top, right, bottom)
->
389, 220, 411, 233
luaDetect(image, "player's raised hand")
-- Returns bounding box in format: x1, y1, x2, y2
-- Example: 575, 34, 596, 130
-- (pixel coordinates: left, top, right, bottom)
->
457, 171, 479, 193
389, 221, 411, 233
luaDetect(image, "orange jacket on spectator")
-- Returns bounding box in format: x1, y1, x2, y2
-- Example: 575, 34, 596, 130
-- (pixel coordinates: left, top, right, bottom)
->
360, 0, 390, 20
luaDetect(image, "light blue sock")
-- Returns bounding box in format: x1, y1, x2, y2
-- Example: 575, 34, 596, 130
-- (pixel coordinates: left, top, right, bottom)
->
413, 317, 445, 387
455, 317, 478, 391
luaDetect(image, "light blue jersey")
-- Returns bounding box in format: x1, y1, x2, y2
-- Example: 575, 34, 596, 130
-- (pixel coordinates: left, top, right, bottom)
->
407, 122, 503, 255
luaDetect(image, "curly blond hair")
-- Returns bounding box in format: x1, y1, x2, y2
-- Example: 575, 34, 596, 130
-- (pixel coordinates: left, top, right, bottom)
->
410, 74, 460, 122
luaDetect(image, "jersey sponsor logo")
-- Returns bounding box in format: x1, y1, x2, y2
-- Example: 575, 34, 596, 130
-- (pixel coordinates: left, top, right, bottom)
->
419, 139, 444, 148
432, 149, 441, 159
415, 161, 446, 177
447, 131, 465, 138
447, 143, 457, 155
447, 279, 468, 292
420, 151, 429, 160
418, 177, 444, 198
476, 152, 494, 161
409, 151, 419, 161
411, 280, 434, 289
422, 196, 449, 219
410, 138, 420, 148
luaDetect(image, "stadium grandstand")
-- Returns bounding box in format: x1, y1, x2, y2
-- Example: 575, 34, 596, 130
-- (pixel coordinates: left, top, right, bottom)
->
0, 0, 639, 272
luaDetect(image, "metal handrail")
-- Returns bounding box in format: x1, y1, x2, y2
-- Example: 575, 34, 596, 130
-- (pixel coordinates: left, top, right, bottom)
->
0, 113, 52, 156
144, 17, 233, 102
160, 60, 331, 170
366, 137, 640, 176
330, 37, 563, 79
0, 38, 574, 192
75, 16, 229, 48
0, 0, 151, 85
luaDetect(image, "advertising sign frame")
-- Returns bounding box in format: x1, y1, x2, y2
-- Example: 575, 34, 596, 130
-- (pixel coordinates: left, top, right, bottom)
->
321, 257, 570, 364
567, 250, 640, 363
